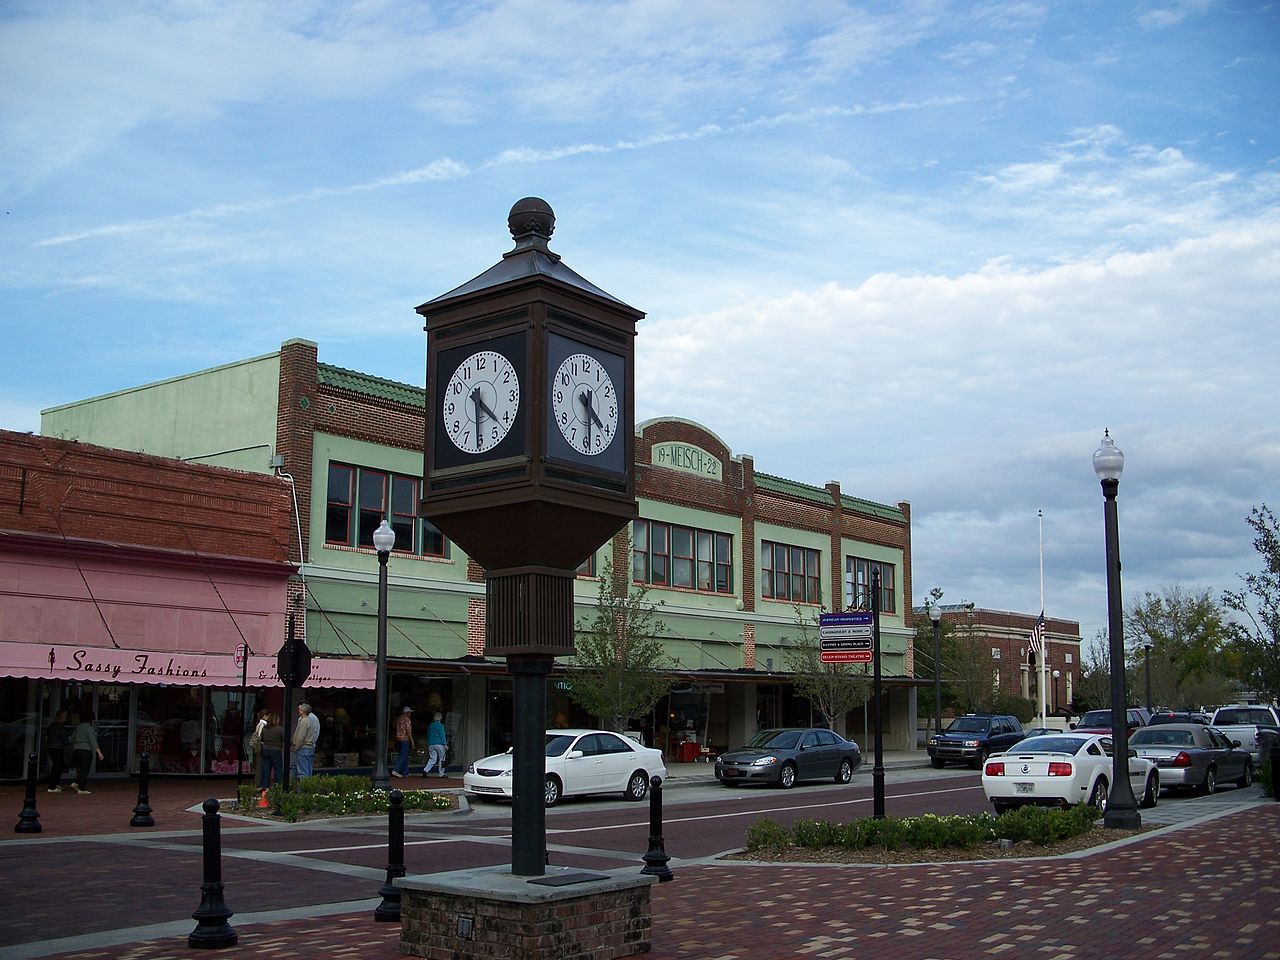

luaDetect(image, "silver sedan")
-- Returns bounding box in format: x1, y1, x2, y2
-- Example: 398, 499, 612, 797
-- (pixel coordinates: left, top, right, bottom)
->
1128, 723, 1254, 794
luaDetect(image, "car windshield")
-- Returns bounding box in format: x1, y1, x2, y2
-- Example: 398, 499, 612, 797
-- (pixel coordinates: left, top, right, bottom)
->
545, 734, 577, 757
946, 717, 990, 733
1131, 729, 1195, 746
1076, 711, 1111, 727
1214, 708, 1272, 725
1012, 736, 1085, 755
744, 730, 801, 749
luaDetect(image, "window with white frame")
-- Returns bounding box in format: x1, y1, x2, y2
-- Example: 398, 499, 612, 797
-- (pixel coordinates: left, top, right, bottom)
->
761, 541, 822, 604
632, 520, 732, 593
843, 557, 896, 612
326, 463, 447, 557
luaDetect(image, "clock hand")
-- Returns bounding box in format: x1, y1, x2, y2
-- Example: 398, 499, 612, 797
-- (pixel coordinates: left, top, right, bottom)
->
579, 389, 604, 427
475, 393, 500, 425
469, 387, 483, 448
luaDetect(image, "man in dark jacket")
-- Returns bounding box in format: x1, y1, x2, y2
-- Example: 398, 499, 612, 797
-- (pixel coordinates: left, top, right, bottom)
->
45, 710, 70, 792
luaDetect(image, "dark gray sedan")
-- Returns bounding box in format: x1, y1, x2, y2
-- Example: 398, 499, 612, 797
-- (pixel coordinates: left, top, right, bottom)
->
714, 728, 861, 789
1129, 723, 1254, 794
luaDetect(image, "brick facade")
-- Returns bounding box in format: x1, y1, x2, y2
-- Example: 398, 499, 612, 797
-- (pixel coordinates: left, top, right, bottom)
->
1, 430, 293, 566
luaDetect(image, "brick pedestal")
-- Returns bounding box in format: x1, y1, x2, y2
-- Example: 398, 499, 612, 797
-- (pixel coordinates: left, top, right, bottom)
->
398, 866, 654, 960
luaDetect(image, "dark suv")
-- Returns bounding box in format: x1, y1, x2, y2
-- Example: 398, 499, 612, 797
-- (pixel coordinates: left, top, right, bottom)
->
927, 714, 1025, 769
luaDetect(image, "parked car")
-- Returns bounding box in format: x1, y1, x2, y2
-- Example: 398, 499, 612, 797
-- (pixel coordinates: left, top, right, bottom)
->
927, 714, 1025, 769
1208, 704, 1280, 763
1070, 707, 1151, 736
463, 729, 666, 807
714, 728, 862, 789
1129, 723, 1254, 793
1147, 711, 1210, 726
982, 732, 1159, 814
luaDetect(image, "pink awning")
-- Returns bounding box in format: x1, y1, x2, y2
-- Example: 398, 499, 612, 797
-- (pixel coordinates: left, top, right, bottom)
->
0, 641, 375, 690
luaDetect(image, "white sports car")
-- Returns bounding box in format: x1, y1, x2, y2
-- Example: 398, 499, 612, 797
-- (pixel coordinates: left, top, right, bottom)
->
982, 733, 1160, 814
464, 729, 667, 807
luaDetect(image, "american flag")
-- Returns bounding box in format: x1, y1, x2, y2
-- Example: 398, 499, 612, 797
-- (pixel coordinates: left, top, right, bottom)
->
1029, 611, 1046, 655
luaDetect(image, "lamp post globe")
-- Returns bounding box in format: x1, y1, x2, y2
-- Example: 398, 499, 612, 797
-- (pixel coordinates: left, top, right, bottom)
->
927, 602, 943, 737
371, 520, 396, 791
1093, 430, 1140, 829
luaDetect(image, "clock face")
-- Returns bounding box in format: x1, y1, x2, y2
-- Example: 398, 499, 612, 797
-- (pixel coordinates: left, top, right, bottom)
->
551, 353, 618, 456
442, 349, 521, 454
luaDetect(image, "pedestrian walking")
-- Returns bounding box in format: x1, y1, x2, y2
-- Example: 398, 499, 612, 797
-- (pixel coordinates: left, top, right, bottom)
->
69, 712, 104, 794
422, 711, 447, 778
45, 709, 70, 792
258, 712, 284, 789
291, 703, 320, 780
392, 706, 413, 778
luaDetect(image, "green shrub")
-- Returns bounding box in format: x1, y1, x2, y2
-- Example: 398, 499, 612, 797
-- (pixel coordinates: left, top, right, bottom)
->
744, 806, 1092, 855
745, 817, 791, 851
994, 803, 1099, 844
233, 779, 452, 822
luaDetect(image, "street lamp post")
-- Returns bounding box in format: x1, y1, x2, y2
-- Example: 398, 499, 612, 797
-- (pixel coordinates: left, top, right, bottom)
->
1052, 669, 1061, 715
1143, 643, 1153, 712
1093, 430, 1140, 830
371, 520, 396, 792
928, 602, 943, 737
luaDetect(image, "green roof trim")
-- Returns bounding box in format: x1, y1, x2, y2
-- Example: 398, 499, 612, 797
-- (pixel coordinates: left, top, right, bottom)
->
755, 471, 904, 522
318, 364, 425, 407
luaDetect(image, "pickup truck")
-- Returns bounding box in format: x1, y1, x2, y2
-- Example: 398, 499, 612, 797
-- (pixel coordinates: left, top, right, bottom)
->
927, 714, 1025, 769
1209, 705, 1280, 761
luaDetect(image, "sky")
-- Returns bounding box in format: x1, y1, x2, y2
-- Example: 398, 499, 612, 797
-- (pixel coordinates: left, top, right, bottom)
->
3, 0, 1278, 646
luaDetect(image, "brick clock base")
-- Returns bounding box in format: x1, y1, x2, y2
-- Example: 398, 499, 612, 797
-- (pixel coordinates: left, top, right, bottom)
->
398, 866, 655, 959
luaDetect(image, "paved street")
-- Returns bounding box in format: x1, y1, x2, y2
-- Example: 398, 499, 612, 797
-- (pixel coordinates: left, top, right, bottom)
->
2, 765, 1278, 960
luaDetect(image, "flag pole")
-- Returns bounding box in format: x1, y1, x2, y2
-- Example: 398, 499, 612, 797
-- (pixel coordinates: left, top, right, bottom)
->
1038, 509, 1047, 727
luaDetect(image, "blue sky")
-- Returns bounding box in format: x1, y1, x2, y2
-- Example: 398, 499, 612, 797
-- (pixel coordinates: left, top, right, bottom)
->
3, 0, 1278, 645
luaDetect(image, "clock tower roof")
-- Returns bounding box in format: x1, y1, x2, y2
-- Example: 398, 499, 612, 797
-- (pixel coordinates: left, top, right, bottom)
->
419, 197, 636, 312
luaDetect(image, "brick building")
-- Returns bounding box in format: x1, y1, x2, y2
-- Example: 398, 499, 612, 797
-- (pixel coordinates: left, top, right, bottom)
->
40, 340, 920, 775
919, 604, 1082, 720
0, 430, 379, 782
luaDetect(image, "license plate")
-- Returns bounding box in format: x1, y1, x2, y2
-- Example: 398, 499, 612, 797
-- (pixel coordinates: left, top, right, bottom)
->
1015, 782, 1035, 794
724, 769, 741, 777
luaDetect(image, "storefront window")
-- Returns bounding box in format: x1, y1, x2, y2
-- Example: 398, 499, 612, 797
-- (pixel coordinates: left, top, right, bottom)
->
136, 687, 210, 774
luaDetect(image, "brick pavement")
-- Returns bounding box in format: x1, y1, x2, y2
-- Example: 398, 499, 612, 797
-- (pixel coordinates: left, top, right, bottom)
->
4, 779, 1278, 960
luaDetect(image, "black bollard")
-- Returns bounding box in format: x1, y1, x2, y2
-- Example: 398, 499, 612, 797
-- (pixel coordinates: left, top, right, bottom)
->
15, 752, 41, 834
640, 775, 673, 881
130, 752, 155, 827
188, 798, 237, 949
1271, 745, 1280, 802
374, 789, 406, 922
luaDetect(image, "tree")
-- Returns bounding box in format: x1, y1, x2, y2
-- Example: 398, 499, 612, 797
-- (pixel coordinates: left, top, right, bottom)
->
780, 607, 870, 729
941, 602, 996, 714
1072, 631, 1112, 713
1124, 585, 1234, 710
1223, 503, 1280, 703
569, 549, 672, 731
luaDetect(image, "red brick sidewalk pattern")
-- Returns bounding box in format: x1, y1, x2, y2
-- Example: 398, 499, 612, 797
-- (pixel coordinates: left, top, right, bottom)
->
25, 804, 1280, 960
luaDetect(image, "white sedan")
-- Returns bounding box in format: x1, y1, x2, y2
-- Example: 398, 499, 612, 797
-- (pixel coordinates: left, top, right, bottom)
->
464, 729, 667, 807
982, 733, 1160, 814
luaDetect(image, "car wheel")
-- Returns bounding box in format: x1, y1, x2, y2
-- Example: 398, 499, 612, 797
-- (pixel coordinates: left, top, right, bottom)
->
835, 759, 854, 784
930, 757, 945, 769
624, 771, 649, 801
1139, 773, 1159, 809
544, 775, 562, 807
970, 750, 987, 771
778, 762, 797, 789
1200, 767, 1217, 795
1237, 762, 1253, 789
1088, 778, 1108, 811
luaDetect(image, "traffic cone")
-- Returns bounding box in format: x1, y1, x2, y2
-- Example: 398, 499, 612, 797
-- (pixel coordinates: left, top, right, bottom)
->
257, 789, 269, 809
